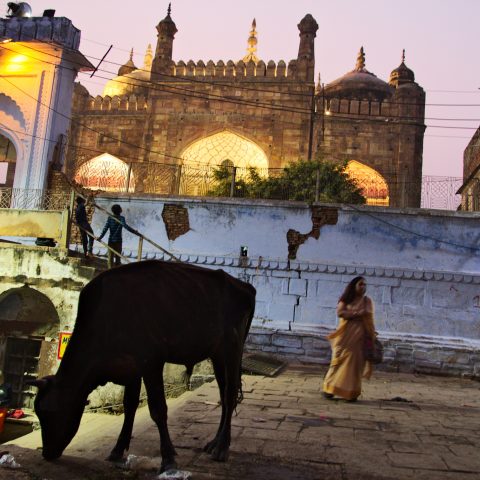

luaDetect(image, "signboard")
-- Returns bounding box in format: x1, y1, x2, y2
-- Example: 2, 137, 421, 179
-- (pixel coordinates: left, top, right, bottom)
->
57, 332, 72, 360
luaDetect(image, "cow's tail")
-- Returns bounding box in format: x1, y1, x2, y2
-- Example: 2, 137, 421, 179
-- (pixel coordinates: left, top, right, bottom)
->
237, 302, 256, 406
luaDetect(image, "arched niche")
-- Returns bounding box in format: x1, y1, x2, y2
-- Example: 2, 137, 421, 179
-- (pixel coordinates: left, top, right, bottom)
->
179, 130, 269, 195
74, 153, 135, 192
345, 160, 389, 206
0, 131, 17, 188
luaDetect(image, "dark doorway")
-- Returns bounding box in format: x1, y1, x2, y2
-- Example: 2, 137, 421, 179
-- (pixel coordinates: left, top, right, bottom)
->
3, 337, 42, 409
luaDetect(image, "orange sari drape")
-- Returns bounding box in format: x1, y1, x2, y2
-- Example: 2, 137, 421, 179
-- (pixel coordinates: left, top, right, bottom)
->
323, 307, 376, 400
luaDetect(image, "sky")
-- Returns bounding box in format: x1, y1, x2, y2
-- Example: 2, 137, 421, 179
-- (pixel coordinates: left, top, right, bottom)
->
8, 0, 480, 177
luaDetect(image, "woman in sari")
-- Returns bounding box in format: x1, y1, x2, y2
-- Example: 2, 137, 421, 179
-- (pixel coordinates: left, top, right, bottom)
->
322, 276, 376, 402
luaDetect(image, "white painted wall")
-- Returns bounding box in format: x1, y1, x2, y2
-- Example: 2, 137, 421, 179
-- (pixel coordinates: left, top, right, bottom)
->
87, 195, 480, 350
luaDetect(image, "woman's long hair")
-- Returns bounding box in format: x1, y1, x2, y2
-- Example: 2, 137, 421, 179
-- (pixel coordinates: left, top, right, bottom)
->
339, 276, 365, 305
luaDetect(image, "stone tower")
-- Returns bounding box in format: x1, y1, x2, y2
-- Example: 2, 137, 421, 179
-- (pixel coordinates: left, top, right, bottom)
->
315, 48, 425, 208
151, 3, 178, 79
296, 14, 318, 81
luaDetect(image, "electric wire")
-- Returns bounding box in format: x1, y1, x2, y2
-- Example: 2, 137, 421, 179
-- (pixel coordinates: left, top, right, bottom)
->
4, 40, 480, 113
346, 203, 480, 252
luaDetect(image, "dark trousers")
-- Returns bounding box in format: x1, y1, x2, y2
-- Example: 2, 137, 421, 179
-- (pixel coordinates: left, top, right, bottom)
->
108, 240, 122, 268
78, 222, 94, 254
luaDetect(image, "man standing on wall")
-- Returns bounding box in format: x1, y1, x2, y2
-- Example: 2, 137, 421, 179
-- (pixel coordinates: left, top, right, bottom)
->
75, 196, 94, 258
98, 204, 138, 268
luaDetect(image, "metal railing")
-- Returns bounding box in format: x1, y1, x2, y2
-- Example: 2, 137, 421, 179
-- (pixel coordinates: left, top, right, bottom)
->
68, 160, 465, 210
0, 187, 71, 210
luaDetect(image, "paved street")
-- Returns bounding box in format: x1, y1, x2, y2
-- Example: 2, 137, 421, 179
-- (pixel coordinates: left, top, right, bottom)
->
1, 364, 480, 479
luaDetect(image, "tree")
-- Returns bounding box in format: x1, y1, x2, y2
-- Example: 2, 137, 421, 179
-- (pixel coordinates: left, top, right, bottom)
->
207, 159, 366, 204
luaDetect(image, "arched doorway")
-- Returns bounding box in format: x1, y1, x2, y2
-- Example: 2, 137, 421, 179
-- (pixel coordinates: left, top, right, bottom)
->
345, 160, 389, 206
0, 132, 16, 191
0, 286, 60, 408
179, 130, 269, 195
74, 153, 135, 192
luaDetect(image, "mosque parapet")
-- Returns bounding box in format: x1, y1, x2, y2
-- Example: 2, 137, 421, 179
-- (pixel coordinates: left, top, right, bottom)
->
86, 94, 150, 112
169, 58, 301, 80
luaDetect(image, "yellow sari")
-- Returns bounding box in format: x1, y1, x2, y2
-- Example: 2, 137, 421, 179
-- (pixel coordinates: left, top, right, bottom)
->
323, 298, 376, 400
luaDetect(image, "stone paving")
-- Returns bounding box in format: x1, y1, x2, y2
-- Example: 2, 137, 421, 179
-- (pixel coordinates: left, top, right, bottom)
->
1, 364, 480, 479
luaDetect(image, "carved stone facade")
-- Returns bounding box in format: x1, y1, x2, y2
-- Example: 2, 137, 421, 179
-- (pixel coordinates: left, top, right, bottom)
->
67, 11, 425, 208
0, 14, 93, 192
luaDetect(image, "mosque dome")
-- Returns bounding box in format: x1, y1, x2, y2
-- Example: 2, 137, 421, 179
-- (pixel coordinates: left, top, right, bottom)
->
118, 49, 137, 77
102, 46, 152, 97
324, 47, 392, 100
74, 81, 89, 97
389, 50, 415, 86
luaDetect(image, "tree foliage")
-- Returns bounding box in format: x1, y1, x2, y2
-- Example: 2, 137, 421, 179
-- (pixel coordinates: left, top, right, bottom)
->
208, 160, 366, 204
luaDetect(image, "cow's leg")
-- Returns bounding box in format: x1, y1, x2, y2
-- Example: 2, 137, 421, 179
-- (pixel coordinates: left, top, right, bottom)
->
208, 341, 243, 462
143, 367, 177, 473
204, 355, 227, 454
107, 376, 142, 461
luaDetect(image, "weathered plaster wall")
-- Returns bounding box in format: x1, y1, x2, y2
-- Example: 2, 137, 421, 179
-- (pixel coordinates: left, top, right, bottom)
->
86, 195, 480, 376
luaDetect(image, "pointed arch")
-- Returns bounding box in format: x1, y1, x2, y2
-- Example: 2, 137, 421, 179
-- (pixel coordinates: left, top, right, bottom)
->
179, 130, 269, 196
181, 130, 269, 170
345, 160, 389, 206
74, 153, 134, 192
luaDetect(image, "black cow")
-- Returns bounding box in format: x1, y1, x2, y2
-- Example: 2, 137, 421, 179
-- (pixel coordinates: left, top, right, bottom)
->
30, 260, 256, 472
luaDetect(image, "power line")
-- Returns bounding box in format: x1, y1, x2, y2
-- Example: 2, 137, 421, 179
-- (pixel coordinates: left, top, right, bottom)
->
5, 40, 480, 112
347, 203, 479, 252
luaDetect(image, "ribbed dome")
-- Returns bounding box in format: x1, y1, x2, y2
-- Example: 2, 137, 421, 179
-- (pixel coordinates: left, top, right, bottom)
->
389, 50, 415, 86
118, 49, 137, 77
324, 47, 392, 100
102, 69, 150, 97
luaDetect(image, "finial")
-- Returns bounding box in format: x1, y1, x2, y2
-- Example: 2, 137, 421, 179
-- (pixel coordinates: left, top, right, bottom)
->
129, 48, 134, 61
355, 46, 366, 71
242, 18, 259, 64
402, 49, 405, 63
167, 3, 171, 16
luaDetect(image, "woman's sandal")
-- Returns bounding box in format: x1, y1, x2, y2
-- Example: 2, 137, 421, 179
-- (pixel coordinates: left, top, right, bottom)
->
322, 392, 334, 400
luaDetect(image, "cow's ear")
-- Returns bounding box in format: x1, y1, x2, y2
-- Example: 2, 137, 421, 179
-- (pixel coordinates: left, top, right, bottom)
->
27, 375, 55, 390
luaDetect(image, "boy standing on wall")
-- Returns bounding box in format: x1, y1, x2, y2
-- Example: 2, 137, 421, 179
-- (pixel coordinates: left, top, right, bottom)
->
98, 204, 138, 268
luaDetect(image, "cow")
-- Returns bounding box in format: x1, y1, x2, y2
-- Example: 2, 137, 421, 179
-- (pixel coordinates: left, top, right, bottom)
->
30, 260, 256, 472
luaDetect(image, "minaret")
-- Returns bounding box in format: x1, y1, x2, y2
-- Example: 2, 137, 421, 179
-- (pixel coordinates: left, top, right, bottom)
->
296, 14, 318, 81
152, 3, 178, 78
242, 19, 259, 64
144, 44, 153, 71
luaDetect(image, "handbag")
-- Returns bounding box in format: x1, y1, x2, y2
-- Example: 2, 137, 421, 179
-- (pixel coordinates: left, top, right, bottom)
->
364, 335, 383, 364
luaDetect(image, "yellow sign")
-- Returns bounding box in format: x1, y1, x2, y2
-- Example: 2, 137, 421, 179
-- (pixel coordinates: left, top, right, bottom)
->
57, 332, 72, 360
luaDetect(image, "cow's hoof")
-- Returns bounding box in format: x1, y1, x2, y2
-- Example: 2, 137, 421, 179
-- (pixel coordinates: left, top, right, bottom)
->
106, 451, 123, 462
160, 460, 177, 473
211, 447, 229, 462
203, 439, 217, 454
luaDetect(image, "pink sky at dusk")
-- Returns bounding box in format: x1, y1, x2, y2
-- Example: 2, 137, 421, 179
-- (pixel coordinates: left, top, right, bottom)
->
8, 0, 480, 178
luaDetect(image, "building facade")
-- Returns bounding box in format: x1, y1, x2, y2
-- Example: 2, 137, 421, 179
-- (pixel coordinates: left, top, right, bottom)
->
0, 11, 92, 197
67, 9, 426, 208
458, 126, 480, 211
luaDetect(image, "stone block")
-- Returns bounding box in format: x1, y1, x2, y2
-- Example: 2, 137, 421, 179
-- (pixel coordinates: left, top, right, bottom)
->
391, 286, 425, 306
276, 346, 305, 355
272, 334, 302, 348
289, 278, 307, 296
247, 333, 272, 345
268, 303, 295, 323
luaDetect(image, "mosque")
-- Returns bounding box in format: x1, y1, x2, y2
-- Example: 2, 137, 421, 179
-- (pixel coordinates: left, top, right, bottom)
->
0, 6, 426, 208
